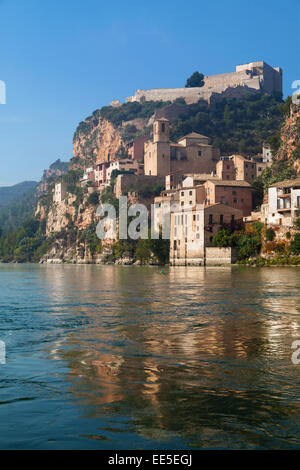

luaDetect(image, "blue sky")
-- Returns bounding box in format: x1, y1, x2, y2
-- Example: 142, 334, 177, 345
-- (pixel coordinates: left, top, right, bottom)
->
0, 0, 299, 186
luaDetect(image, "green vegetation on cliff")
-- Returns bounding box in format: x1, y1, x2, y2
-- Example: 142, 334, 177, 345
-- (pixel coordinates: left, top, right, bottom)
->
74, 92, 284, 156
170, 92, 284, 154
73, 101, 169, 142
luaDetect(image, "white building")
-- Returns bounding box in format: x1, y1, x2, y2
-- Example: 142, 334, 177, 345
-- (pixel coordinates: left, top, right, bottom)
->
106, 159, 142, 186
53, 182, 67, 203
249, 178, 300, 227
267, 178, 300, 226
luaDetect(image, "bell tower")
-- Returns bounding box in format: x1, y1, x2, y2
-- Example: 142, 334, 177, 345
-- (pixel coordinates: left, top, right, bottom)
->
153, 118, 170, 143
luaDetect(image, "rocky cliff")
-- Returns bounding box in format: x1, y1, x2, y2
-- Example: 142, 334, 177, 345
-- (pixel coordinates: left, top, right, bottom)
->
73, 118, 123, 165
275, 103, 300, 173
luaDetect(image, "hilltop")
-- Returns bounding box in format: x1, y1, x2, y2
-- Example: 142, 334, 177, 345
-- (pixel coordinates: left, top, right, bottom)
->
72, 92, 284, 168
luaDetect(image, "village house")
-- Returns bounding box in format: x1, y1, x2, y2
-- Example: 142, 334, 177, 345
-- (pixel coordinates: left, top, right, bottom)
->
144, 118, 220, 177
249, 178, 300, 227
154, 173, 252, 235
170, 203, 243, 265
203, 179, 252, 216
80, 167, 96, 187
106, 159, 143, 186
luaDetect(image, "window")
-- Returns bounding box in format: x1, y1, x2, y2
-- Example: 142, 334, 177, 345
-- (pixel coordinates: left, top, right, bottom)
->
233, 198, 237, 203
174, 228, 177, 237
161, 123, 165, 133
227, 165, 230, 169
196, 233, 200, 239
198, 150, 202, 156
181, 191, 184, 196
252, 164, 255, 169
209, 236, 213, 243
245, 164, 248, 168
181, 201, 184, 206
197, 214, 199, 221
193, 215, 196, 221
231, 215, 235, 221
162, 153, 165, 158
232, 190, 236, 195
189, 190, 192, 196
189, 201, 192, 205
185, 215, 187, 224
220, 214, 224, 224
209, 214, 213, 225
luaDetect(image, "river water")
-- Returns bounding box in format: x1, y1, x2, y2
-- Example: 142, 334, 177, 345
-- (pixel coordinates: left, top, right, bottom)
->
0, 264, 299, 449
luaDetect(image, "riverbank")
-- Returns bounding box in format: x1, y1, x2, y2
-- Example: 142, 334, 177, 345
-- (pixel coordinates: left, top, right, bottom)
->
238, 255, 300, 266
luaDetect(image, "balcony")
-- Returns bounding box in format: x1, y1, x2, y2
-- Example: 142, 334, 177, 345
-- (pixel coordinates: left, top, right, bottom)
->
277, 197, 291, 211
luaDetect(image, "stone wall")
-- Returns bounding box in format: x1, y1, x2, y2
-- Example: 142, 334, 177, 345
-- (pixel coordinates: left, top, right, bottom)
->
205, 247, 237, 265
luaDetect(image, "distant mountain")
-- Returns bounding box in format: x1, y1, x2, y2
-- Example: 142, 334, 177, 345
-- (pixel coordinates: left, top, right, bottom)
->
0, 181, 38, 207
0, 181, 38, 234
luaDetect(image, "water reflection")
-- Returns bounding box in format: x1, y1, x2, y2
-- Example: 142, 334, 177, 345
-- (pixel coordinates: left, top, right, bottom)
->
38, 265, 300, 448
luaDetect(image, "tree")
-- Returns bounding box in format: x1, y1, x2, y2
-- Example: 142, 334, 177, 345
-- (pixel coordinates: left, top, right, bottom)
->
212, 229, 232, 247
87, 192, 99, 206
291, 233, 300, 254
185, 72, 205, 88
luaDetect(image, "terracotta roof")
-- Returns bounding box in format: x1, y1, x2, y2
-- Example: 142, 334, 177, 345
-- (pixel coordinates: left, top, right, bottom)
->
270, 178, 300, 188
179, 132, 209, 140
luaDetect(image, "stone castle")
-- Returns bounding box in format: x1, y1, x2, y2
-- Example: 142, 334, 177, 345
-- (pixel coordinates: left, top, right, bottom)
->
126, 61, 282, 105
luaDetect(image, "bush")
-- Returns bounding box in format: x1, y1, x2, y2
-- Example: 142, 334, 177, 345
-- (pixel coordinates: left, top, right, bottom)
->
265, 227, 275, 242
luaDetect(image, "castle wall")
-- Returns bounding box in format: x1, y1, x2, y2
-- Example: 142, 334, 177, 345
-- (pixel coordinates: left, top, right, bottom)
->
126, 61, 282, 105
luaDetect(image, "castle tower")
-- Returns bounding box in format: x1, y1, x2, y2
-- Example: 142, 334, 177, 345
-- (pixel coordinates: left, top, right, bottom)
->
153, 118, 170, 143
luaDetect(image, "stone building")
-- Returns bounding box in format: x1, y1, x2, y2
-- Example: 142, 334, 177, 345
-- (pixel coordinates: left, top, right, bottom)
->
144, 118, 219, 177
106, 159, 143, 186
53, 182, 67, 203
204, 179, 252, 216
219, 154, 267, 183
170, 203, 243, 265
127, 61, 282, 105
